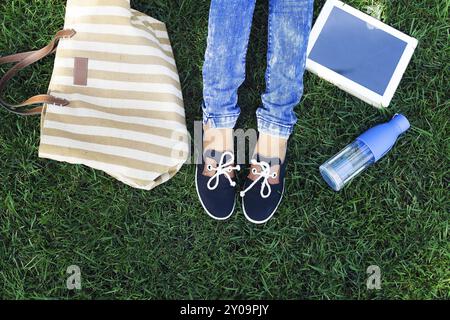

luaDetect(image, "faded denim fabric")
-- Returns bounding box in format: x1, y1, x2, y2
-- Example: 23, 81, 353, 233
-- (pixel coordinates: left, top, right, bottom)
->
202, 0, 314, 138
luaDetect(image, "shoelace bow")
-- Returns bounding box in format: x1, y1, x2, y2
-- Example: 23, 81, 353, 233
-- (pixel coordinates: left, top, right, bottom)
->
206, 151, 241, 191
240, 159, 278, 199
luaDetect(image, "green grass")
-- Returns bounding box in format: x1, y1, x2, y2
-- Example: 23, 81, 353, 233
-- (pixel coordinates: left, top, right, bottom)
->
0, 0, 448, 299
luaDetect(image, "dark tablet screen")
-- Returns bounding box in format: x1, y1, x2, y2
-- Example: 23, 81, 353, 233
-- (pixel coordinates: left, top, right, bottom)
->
308, 7, 407, 95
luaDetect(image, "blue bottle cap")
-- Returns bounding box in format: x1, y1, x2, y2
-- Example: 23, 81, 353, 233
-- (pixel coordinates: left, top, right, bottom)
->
390, 113, 410, 134
356, 114, 410, 162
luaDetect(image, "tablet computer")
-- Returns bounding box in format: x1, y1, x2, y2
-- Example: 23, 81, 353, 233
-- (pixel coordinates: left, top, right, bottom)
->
306, 0, 418, 108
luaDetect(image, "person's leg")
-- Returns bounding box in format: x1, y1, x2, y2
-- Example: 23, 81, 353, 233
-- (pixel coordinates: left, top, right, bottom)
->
255, 0, 314, 160
202, 0, 256, 152
203, 0, 256, 128
242, 0, 314, 224
198, 0, 256, 220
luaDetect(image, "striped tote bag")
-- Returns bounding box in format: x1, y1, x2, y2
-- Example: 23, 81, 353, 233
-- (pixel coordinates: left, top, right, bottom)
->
0, 0, 189, 190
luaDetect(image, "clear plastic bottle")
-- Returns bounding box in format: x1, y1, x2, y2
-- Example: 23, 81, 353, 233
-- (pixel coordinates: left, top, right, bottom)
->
320, 140, 375, 191
320, 114, 410, 191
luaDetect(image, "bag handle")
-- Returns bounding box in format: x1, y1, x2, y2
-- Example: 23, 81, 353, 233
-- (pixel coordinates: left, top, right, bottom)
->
0, 29, 76, 116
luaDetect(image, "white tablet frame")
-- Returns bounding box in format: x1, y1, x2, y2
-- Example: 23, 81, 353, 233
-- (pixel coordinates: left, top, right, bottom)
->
306, 0, 418, 108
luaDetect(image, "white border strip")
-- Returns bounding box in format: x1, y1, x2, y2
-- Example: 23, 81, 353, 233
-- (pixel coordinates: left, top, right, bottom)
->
58, 39, 175, 65
49, 91, 186, 116
42, 120, 188, 152
64, 23, 172, 52
52, 76, 182, 99
46, 104, 187, 132
53, 58, 180, 82
38, 152, 160, 182
41, 135, 181, 167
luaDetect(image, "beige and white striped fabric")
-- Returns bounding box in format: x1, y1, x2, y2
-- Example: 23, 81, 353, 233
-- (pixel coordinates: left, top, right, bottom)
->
38, 0, 189, 190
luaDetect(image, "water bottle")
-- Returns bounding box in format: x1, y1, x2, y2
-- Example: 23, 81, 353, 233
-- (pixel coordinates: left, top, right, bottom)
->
320, 114, 410, 191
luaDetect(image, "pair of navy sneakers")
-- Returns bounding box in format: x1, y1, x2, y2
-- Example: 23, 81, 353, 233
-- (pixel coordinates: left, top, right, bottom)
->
195, 149, 287, 224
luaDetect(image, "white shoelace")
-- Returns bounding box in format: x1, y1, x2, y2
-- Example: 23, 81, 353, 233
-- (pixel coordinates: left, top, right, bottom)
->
240, 159, 278, 199
206, 151, 241, 191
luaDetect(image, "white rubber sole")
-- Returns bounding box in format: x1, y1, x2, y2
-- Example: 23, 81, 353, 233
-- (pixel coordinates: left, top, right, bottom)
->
242, 180, 285, 225
195, 165, 235, 221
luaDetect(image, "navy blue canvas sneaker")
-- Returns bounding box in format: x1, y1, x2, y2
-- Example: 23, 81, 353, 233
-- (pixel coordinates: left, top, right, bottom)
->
240, 154, 287, 224
196, 150, 240, 220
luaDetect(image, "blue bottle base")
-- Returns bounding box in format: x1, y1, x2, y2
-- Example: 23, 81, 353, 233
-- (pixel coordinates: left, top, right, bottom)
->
319, 164, 342, 191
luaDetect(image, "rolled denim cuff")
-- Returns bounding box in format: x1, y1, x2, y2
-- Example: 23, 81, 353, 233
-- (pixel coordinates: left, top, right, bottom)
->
257, 116, 293, 139
202, 105, 240, 129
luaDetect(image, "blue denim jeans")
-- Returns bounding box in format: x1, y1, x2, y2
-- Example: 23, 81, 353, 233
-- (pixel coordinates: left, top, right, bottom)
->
202, 0, 314, 138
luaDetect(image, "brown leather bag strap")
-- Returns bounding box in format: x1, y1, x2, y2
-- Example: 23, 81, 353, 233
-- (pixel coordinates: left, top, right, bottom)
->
0, 29, 76, 116
0, 44, 62, 65
0, 98, 44, 115
0, 95, 69, 115
0, 46, 62, 65
0, 51, 39, 64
